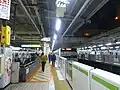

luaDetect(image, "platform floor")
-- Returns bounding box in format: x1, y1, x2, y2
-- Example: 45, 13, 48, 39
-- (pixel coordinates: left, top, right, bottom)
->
5, 82, 50, 90
4, 62, 71, 90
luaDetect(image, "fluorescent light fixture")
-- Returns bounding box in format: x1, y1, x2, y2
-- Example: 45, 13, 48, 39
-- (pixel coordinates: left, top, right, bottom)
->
53, 34, 57, 40
97, 48, 100, 50
10, 46, 22, 50
41, 37, 51, 42
116, 42, 120, 44
21, 45, 41, 48
91, 51, 95, 54
56, 18, 61, 31
98, 44, 103, 47
88, 46, 92, 48
106, 43, 112, 46
109, 47, 113, 49
93, 45, 96, 47
115, 46, 119, 49
101, 47, 107, 50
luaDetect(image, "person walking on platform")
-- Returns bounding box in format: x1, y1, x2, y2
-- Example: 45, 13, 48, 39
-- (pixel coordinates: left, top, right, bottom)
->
51, 54, 56, 67
48, 53, 51, 63
40, 53, 47, 72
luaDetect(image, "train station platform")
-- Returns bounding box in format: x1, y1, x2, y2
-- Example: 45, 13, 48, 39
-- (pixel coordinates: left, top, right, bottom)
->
4, 62, 71, 90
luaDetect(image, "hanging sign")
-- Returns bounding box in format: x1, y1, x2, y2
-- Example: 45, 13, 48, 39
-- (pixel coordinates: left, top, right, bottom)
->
0, 0, 11, 20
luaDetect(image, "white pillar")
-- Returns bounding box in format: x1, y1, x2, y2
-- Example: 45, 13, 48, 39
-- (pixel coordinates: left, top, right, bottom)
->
44, 42, 50, 55
59, 48, 61, 56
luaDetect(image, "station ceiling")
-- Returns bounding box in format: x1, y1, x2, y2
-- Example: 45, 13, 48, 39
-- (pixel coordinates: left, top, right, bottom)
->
74, 0, 120, 37
7, 0, 120, 47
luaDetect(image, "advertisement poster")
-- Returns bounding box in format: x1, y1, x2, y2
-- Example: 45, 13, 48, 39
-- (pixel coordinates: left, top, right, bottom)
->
0, 0, 11, 20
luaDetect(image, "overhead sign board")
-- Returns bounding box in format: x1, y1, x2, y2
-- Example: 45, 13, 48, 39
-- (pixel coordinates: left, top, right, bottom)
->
56, 0, 67, 17
0, 0, 11, 20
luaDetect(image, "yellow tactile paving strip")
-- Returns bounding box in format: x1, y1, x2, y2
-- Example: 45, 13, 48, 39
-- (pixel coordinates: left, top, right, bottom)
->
25, 62, 69, 90
26, 66, 40, 82
28, 63, 52, 82
52, 67, 69, 90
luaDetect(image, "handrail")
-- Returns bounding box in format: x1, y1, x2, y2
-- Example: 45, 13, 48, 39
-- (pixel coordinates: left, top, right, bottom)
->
55, 54, 67, 60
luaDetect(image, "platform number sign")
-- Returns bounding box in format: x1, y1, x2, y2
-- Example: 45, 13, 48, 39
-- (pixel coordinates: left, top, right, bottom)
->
0, 0, 11, 20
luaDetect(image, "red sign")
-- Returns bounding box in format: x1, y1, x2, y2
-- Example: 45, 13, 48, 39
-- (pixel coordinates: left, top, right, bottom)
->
0, 0, 9, 4
66, 48, 72, 50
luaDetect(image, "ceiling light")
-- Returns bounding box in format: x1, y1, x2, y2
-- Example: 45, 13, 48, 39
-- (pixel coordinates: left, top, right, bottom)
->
106, 43, 112, 46
97, 48, 100, 50
10, 46, 22, 50
109, 47, 113, 49
21, 45, 41, 48
101, 47, 106, 50
84, 33, 89, 36
93, 45, 96, 47
115, 46, 119, 49
88, 46, 92, 48
115, 16, 119, 20
98, 44, 103, 47
41, 37, 51, 42
56, 18, 61, 31
66, 48, 72, 50
116, 42, 120, 44
53, 34, 57, 40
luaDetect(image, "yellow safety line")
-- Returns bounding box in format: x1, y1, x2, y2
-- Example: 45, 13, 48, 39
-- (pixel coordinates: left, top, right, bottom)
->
28, 64, 53, 82
26, 66, 40, 82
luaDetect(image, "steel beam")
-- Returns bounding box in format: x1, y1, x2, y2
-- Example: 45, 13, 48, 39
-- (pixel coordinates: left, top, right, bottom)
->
62, 0, 78, 32
38, 8, 74, 18
13, 8, 74, 19
15, 35, 24, 40
24, 1, 48, 6
18, 0, 41, 37
15, 31, 39, 34
11, 14, 36, 18
61, 0, 93, 38
72, 0, 109, 34
15, 35, 40, 43
21, 40, 40, 43
45, 17, 74, 21
32, 0, 45, 37
21, 36, 40, 39
22, 39, 40, 41
47, 2, 50, 28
